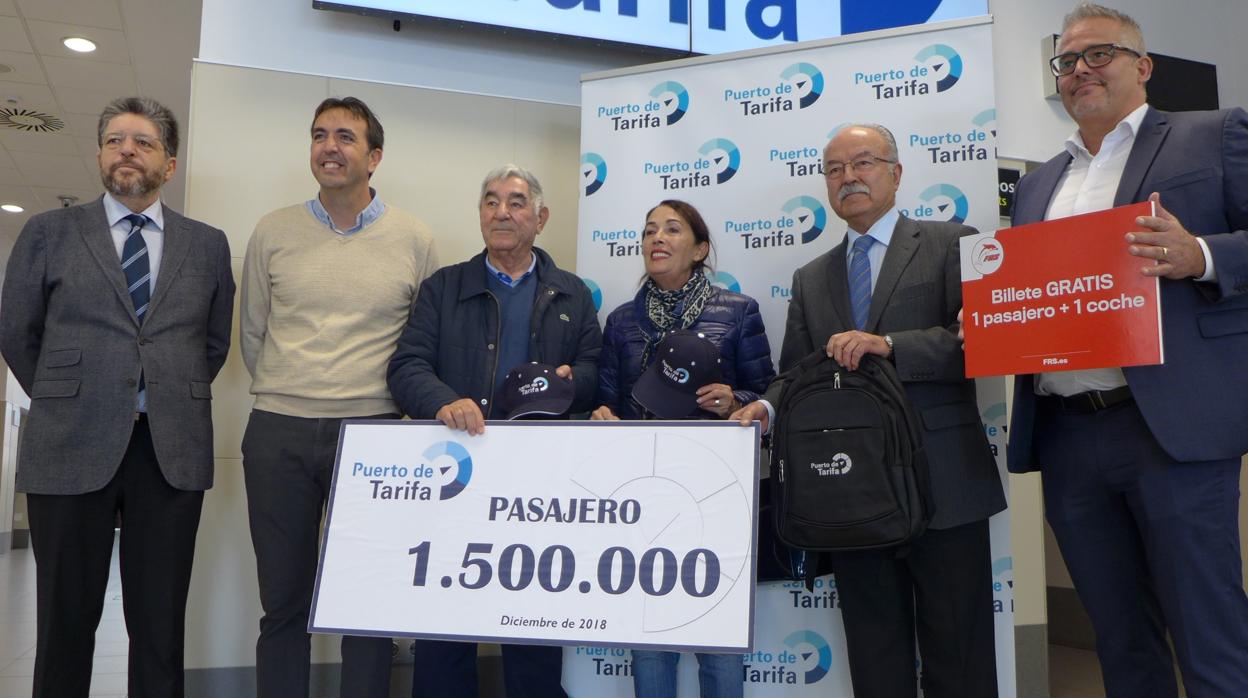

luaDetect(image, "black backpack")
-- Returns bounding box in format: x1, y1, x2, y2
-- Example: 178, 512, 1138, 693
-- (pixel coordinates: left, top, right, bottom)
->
771, 351, 932, 552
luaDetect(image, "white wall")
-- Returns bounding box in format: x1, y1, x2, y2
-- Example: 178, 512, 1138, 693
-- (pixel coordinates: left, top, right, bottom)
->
198, 0, 652, 106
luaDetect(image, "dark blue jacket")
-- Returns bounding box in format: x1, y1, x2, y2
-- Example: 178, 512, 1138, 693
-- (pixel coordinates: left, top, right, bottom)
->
598, 285, 775, 419
387, 248, 602, 419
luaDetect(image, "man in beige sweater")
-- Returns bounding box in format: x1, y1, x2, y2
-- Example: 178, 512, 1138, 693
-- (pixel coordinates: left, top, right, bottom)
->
239, 97, 438, 698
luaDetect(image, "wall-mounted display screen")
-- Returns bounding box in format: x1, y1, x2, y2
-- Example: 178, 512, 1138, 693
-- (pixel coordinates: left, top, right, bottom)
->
314, 1, 989, 55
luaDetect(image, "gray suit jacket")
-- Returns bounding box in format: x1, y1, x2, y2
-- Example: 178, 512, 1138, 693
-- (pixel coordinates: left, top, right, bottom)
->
765, 215, 1005, 529
0, 198, 235, 494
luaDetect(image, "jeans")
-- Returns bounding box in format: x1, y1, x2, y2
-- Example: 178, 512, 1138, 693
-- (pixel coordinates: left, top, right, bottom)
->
630, 650, 743, 698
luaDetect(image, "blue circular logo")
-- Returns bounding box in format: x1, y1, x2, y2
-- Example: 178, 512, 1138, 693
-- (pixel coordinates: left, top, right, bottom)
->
711, 271, 741, 293
783, 629, 832, 684
698, 138, 741, 184
782, 195, 828, 244
780, 62, 824, 109
649, 80, 689, 125
581, 277, 603, 312
914, 44, 963, 92
580, 152, 608, 196
423, 441, 473, 500
918, 183, 969, 224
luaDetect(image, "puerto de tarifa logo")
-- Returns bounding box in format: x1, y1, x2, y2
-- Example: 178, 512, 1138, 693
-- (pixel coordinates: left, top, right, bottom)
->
424, 440, 474, 500
971, 237, 1004, 276
903, 182, 969, 224
811, 452, 852, 476
784, 630, 833, 684
908, 108, 996, 165
596, 80, 688, 131
643, 137, 740, 191
580, 152, 608, 196
726, 62, 823, 116
724, 195, 825, 250
855, 43, 963, 100
350, 439, 473, 502
650, 80, 689, 125
519, 376, 549, 396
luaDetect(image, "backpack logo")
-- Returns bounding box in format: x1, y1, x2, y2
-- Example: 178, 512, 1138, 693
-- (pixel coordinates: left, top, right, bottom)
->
810, 453, 853, 476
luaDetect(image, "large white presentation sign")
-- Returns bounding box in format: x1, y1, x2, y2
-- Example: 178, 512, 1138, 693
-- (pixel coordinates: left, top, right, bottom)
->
311, 421, 761, 651
573, 16, 1016, 697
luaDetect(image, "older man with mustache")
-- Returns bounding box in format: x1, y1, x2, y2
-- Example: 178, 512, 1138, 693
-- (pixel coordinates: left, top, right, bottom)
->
735, 123, 1004, 698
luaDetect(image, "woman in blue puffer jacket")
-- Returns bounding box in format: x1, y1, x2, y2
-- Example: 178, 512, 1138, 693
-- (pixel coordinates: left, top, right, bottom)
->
590, 199, 775, 698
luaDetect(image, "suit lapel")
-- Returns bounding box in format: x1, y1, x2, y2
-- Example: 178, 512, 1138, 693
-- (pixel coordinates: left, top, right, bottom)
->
147, 205, 191, 320
818, 238, 854, 334
1115, 107, 1169, 206
1015, 154, 1071, 225
866, 216, 920, 331
78, 198, 141, 327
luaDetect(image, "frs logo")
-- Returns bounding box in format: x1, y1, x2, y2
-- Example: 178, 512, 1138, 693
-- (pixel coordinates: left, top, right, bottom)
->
971, 238, 1004, 275
810, 453, 852, 476
518, 377, 548, 396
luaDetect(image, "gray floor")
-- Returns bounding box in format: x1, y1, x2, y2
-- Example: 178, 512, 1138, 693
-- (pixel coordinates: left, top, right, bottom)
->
0, 540, 1126, 698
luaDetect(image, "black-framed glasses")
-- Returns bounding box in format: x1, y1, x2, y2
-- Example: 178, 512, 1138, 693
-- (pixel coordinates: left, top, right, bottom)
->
824, 156, 896, 180
1049, 43, 1141, 77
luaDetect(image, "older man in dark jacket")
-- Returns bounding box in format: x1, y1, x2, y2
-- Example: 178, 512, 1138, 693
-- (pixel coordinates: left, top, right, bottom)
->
387, 164, 600, 698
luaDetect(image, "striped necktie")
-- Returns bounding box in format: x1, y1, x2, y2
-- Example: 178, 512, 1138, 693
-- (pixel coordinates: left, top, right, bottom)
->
849, 234, 874, 331
121, 213, 151, 322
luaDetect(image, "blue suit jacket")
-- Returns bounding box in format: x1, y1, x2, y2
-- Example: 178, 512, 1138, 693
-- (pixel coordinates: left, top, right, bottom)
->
1008, 107, 1248, 472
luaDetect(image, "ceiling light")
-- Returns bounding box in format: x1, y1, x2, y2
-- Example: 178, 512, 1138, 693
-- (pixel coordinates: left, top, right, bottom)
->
1, 204, 25, 214
62, 37, 97, 53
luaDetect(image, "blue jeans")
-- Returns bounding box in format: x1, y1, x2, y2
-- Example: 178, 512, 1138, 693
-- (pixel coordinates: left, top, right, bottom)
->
631, 650, 743, 698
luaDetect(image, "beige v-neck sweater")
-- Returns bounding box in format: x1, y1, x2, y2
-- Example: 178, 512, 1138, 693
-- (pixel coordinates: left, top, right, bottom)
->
241, 203, 439, 417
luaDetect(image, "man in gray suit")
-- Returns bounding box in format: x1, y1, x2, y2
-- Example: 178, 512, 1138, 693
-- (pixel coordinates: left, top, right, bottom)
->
0, 96, 234, 697
734, 123, 1004, 698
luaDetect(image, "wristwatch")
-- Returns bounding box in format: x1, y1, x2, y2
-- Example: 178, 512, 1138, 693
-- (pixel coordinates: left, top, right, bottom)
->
883, 334, 895, 357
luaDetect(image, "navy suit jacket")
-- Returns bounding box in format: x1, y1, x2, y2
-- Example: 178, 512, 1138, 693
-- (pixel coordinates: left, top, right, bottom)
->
1008, 107, 1248, 472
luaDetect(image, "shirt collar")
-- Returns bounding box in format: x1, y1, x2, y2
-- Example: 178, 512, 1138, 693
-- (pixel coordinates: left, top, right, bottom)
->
306, 188, 385, 235
1064, 103, 1149, 159
103, 193, 164, 231
485, 252, 537, 287
846, 206, 900, 249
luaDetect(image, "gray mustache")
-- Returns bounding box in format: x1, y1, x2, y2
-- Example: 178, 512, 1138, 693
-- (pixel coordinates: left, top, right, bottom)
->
837, 182, 871, 202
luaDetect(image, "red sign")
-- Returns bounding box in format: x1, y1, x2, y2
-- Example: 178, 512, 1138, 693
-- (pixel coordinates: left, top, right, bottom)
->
960, 201, 1162, 378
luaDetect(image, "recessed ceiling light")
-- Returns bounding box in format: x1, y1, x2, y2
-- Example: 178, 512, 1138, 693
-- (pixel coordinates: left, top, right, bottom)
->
62, 37, 97, 53
1, 204, 25, 214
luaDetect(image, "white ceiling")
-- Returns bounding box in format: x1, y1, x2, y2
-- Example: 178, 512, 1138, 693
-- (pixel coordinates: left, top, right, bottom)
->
0, 0, 202, 260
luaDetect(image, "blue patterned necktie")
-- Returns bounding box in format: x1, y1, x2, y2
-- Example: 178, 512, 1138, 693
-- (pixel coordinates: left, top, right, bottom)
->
849, 234, 875, 331
121, 213, 151, 322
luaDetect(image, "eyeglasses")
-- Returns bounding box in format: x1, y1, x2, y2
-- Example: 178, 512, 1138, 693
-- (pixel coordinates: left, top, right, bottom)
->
101, 132, 163, 153
1049, 43, 1141, 77
824, 156, 896, 180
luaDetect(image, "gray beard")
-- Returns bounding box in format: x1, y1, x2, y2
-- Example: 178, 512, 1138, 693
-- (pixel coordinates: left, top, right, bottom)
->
102, 167, 161, 199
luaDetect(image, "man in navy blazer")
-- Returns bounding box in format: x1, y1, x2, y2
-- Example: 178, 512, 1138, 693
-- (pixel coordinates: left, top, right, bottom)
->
0, 97, 234, 697
1007, 4, 1248, 697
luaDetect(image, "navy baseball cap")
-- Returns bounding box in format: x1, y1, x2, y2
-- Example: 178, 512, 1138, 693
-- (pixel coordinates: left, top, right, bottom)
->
632, 330, 723, 419
497, 362, 574, 420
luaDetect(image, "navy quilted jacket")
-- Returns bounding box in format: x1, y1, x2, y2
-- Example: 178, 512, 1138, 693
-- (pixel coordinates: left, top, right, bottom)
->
598, 285, 776, 419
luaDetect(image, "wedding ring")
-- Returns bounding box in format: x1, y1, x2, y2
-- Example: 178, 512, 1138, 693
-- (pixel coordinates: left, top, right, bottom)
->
1161, 246, 1169, 260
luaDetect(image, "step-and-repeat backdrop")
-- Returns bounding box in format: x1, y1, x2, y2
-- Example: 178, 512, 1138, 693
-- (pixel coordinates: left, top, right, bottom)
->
569, 17, 1015, 697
